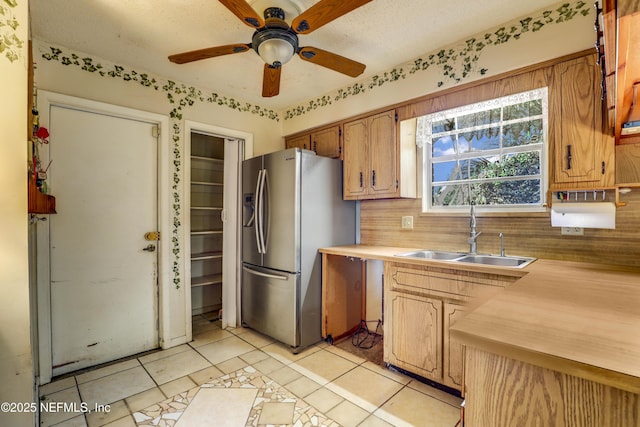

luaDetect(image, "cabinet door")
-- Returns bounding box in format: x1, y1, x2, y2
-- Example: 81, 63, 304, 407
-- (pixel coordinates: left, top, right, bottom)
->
385, 292, 442, 381
286, 134, 310, 150
552, 55, 613, 187
321, 254, 366, 341
343, 118, 369, 199
443, 302, 465, 391
312, 126, 341, 158
369, 110, 398, 198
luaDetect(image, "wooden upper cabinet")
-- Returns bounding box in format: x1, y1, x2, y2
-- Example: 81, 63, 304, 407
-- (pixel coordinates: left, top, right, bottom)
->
343, 118, 369, 198
343, 110, 415, 200
369, 111, 398, 197
285, 134, 310, 150
311, 125, 341, 158
601, 1, 640, 144
551, 54, 614, 188
285, 125, 341, 158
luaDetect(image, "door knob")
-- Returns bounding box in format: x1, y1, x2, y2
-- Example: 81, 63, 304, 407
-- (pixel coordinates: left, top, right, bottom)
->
142, 244, 156, 252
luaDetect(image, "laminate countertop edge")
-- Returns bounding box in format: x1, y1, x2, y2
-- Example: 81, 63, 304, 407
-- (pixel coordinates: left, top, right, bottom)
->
320, 244, 640, 394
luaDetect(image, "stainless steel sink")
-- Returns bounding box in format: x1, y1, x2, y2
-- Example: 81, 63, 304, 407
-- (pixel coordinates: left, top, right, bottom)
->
394, 250, 536, 268
454, 254, 536, 268
394, 250, 467, 260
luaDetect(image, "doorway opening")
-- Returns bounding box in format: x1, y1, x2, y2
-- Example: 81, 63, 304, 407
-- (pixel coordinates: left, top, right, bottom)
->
189, 132, 225, 319
185, 121, 248, 338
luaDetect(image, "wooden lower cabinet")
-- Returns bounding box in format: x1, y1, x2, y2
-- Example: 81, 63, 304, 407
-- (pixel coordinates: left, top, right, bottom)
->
463, 347, 640, 426
443, 303, 465, 390
321, 253, 366, 343
384, 261, 514, 392
384, 292, 442, 381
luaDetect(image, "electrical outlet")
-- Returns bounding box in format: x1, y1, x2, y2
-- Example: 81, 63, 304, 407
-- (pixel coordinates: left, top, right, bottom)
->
401, 216, 413, 229
561, 227, 584, 236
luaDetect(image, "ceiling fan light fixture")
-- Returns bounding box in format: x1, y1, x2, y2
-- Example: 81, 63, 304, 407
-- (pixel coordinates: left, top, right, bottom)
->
252, 28, 298, 67
258, 37, 295, 67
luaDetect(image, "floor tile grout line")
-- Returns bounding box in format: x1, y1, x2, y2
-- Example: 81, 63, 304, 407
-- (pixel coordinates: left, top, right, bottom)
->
46, 319, 463, 427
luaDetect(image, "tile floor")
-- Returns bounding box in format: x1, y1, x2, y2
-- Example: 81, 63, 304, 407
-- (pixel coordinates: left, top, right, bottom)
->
39, 313, 463, 427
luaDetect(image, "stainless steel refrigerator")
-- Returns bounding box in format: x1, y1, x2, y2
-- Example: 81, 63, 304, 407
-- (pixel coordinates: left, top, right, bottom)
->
241, 148, 356, 352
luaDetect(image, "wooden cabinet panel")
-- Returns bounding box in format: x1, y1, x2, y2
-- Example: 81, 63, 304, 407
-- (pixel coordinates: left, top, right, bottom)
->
321, 254, 366, 342
385, 262, 515, 301
385, 292, 442, 381
369, 110, 398, 197
464, 347, 640, 427
285, 134, 310, 150
384, 261, 515, 390
286, 126, 341, 158
343, 118, 369, 198
616, 142, 640, 184
343, 110, 411, 200
552, 54, 614, 188
443, 303, 465, 391
311, 126, 341, 158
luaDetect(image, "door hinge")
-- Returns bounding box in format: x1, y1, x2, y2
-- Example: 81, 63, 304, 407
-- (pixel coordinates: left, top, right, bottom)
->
395, 112, 398, 122
396, 180, 399, 189
152, 125, 160, 138
338, 127, 342, 137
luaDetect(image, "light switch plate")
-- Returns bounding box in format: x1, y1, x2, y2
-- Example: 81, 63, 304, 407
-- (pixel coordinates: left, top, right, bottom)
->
561, 227, 584, 235
401, 216, 413, 229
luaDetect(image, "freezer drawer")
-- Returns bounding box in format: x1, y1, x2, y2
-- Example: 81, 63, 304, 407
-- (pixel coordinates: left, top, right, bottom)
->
241, 264, 299, 347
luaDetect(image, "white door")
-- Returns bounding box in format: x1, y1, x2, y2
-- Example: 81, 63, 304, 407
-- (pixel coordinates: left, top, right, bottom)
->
49, 105, 159, 375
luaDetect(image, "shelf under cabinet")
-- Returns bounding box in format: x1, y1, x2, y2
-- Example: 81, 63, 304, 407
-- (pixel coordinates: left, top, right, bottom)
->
191, 230, 223, 235
191, 181, 223, 187
191, 155, 224, 164
191, 274, 223, 287
191, 251, 223, 261
191, 206, 223, 211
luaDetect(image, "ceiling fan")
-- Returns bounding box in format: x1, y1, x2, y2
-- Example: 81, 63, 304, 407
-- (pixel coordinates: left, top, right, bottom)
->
168, 0, 371, 97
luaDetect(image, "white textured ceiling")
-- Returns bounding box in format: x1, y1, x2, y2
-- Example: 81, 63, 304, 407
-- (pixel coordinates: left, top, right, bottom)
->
29, 0, 565, 110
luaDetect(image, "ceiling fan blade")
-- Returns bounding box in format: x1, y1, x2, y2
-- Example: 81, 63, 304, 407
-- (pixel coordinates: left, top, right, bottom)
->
262, 64, 281, 97
168, 44, 251, 64
298, 47, 365, 77
218, 0, 264, 28
292, 0, 372, 34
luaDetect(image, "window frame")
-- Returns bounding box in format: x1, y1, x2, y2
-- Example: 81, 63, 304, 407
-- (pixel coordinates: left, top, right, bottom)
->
419, 87, 549, 214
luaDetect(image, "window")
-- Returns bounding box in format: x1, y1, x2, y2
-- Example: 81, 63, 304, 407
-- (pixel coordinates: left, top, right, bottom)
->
417, 88, 548, 212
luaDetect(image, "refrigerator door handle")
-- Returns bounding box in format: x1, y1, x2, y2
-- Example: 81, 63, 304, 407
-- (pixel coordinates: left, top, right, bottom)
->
259, 168, 268, 254
254, 169, 264, 254
257, 168, 267, 254
242, 265, 288, 281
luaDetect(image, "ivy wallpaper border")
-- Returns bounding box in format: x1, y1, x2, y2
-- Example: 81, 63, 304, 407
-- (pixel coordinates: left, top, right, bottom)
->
37, 43, 281, 289
33, 0, 590, 288
283, 0, 591, 120
39, 45, 280, 123
1, 0, 23, 62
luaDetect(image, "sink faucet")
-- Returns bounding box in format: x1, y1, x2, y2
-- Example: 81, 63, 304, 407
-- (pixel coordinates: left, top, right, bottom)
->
499, 232, 505, 256
468, 203, 481, 254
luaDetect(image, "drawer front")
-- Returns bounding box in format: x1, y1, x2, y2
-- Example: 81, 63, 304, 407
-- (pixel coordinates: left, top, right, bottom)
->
385, 262, 515, 300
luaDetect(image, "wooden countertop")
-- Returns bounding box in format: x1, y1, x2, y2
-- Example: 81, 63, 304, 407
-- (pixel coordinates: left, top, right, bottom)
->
320, 244, 640, 394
